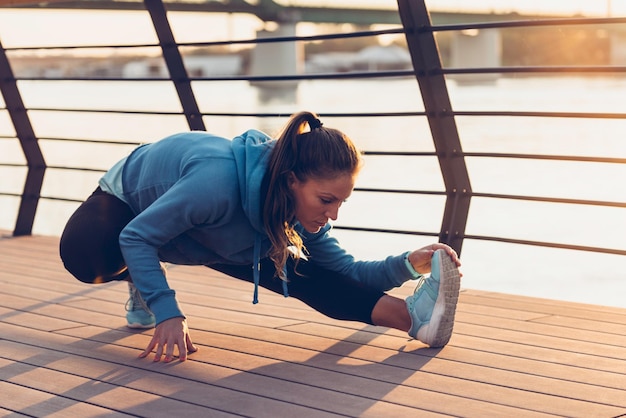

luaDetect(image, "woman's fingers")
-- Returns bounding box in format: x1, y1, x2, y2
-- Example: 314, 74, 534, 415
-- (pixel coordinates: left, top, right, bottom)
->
138, 318, 195, 362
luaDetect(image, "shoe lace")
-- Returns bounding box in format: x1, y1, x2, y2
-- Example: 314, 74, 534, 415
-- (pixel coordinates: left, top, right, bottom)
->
125, 284, 151, 313
413, 275, 426, 293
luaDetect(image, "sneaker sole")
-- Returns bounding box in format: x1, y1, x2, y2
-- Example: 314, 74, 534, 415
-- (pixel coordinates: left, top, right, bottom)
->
417, 249, 461, 347
126, 321, 155, 329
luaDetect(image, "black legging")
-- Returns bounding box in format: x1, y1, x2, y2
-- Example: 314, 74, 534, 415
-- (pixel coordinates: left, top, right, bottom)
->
60, 187, 134, 283
60, 187, 384, 324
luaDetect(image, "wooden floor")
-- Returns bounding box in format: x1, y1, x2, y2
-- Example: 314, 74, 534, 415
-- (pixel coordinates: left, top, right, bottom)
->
1, 233, 625, 417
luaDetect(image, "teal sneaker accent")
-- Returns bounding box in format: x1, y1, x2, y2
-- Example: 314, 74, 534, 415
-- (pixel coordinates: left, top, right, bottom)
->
405, 249, 460, 347
126, 282, 156, 329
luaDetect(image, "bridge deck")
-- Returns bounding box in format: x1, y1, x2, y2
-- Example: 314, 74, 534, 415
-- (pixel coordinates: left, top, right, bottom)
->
1, 233, 625, 417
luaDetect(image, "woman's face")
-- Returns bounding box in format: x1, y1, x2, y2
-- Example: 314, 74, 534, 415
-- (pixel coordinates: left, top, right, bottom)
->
289, 172, 356, 233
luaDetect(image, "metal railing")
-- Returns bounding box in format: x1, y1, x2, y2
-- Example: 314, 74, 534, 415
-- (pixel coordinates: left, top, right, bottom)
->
0, 0, 624, 262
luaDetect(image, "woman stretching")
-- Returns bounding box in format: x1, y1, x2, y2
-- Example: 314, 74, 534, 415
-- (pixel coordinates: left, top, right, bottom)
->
60, 111, 461, 362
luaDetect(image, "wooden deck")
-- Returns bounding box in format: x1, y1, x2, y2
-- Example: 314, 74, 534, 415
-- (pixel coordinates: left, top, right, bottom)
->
1, 232, 625, 417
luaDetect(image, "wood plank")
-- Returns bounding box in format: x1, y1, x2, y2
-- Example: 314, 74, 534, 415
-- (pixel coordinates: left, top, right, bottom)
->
5, 271, 623, 389
0, 294, 568, 416
2, 234, 626, 417
461, 291, 626, 321
0, 380, 134, 417
4, 293, 625, 416
0, 358, 238, 418
0, 338, 349, 418
458, 311, 626, 350
0, 324, 448, 417
530, 313, 626, 335
0, 407, 31, 418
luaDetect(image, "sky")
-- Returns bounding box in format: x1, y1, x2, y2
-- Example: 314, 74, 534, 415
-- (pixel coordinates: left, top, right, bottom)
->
0, 1, 623, 50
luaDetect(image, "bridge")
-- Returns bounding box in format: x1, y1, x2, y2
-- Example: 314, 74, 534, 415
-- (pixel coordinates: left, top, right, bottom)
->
3, 0, 626, 75
0, 0, 602, 25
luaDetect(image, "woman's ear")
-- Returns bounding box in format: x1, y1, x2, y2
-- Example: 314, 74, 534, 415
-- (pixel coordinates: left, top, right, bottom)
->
287, 171, 298, 189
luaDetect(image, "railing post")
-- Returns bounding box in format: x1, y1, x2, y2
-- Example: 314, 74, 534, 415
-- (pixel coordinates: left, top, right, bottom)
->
396, 0, 472, 255
0, 39, 45, 236
144, 0, 206, 131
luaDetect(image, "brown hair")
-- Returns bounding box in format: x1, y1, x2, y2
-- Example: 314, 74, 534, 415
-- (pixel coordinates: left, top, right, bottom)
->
263, 111, 362, 279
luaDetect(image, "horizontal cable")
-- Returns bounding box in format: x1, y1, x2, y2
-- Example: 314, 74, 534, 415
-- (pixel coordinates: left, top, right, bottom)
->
38, 136, 143, 146
354, 187, 444, 196
333, 224, 440, 238
362, 149, 616, 164
4, 27, 405, 52
14, 66, 626, 83
4, 43, 160, 52
442, 66, 626, 75
200, 111, 428, 118
0, 191, 84, 204
38, 195, 84, 203
46, 165, 107, 173
19, 108, 429, 118
19, 107, 626, 122
16, 107, 184, 116
430, 16, 626, 32
464, 152, 626, 164
178, 27, 406, 47
462, 234, 626, 256
7, 104, 626, 121
14, 76, 169, 81
353, 187, 625, 208
333, 224, 625, 256
362, 151, 434, 157
14, 69, 415, 82
472, 192, 626, 209
452, 110, 626, 119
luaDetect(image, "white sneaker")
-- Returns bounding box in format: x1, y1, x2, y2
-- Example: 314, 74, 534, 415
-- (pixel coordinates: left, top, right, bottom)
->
405, 249, 460, 347
125, 282, 156, 329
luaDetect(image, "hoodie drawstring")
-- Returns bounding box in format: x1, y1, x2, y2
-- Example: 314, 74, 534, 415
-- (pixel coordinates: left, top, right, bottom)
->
252, 234, 289, 304
281, 265, 289, 298
252, 234, 261, 304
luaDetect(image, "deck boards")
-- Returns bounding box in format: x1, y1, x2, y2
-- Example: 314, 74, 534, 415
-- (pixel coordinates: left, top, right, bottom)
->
1, 233, 625, 417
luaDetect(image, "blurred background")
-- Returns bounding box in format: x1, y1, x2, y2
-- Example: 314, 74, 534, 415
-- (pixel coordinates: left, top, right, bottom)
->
1, 0, 625, 307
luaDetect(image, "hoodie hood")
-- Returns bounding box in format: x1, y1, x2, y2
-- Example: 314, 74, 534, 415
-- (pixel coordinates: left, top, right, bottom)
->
231, 129, 275, 234
231, 129, 283, 304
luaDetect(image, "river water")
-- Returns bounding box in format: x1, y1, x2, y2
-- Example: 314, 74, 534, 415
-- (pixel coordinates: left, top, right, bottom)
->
1, 75, 625, 307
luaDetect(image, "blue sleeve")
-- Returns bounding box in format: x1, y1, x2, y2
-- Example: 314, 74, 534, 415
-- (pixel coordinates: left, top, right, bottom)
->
299, 224, 414, 291
119, 168, 236, 325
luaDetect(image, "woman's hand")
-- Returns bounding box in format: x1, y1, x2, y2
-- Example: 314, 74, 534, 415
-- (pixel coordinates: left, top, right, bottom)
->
408, 243, 461, 275
139, 317, 198, 362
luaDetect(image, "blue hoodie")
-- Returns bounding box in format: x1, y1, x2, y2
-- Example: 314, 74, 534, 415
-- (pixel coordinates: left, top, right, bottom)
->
101, 129, 414, 325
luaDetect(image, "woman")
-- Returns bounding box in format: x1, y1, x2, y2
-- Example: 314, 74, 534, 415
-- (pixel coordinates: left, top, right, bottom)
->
60, 111, 461, 363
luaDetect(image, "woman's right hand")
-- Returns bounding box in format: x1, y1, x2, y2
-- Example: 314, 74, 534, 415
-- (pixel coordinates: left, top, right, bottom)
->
139, 316, 198, 362
408, 243, 461, 275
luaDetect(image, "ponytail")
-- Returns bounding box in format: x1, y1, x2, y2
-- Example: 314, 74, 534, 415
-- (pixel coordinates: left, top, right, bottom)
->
263, 111, 362, 279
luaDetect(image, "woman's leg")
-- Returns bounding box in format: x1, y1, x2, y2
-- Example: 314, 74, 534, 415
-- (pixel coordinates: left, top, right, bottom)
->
371, 295, 411, 332
59, 187, 134, 283
59, 187, 155, 328
212, 249, 460, 348
210, 258, 385, 325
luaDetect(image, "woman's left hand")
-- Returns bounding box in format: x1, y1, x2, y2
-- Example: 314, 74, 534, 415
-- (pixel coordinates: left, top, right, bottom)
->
139, 316, 198, 363
408, 243, 461, 275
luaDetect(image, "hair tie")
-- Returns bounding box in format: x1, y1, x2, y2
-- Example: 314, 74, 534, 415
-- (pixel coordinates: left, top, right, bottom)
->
309, 118, 323, 130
